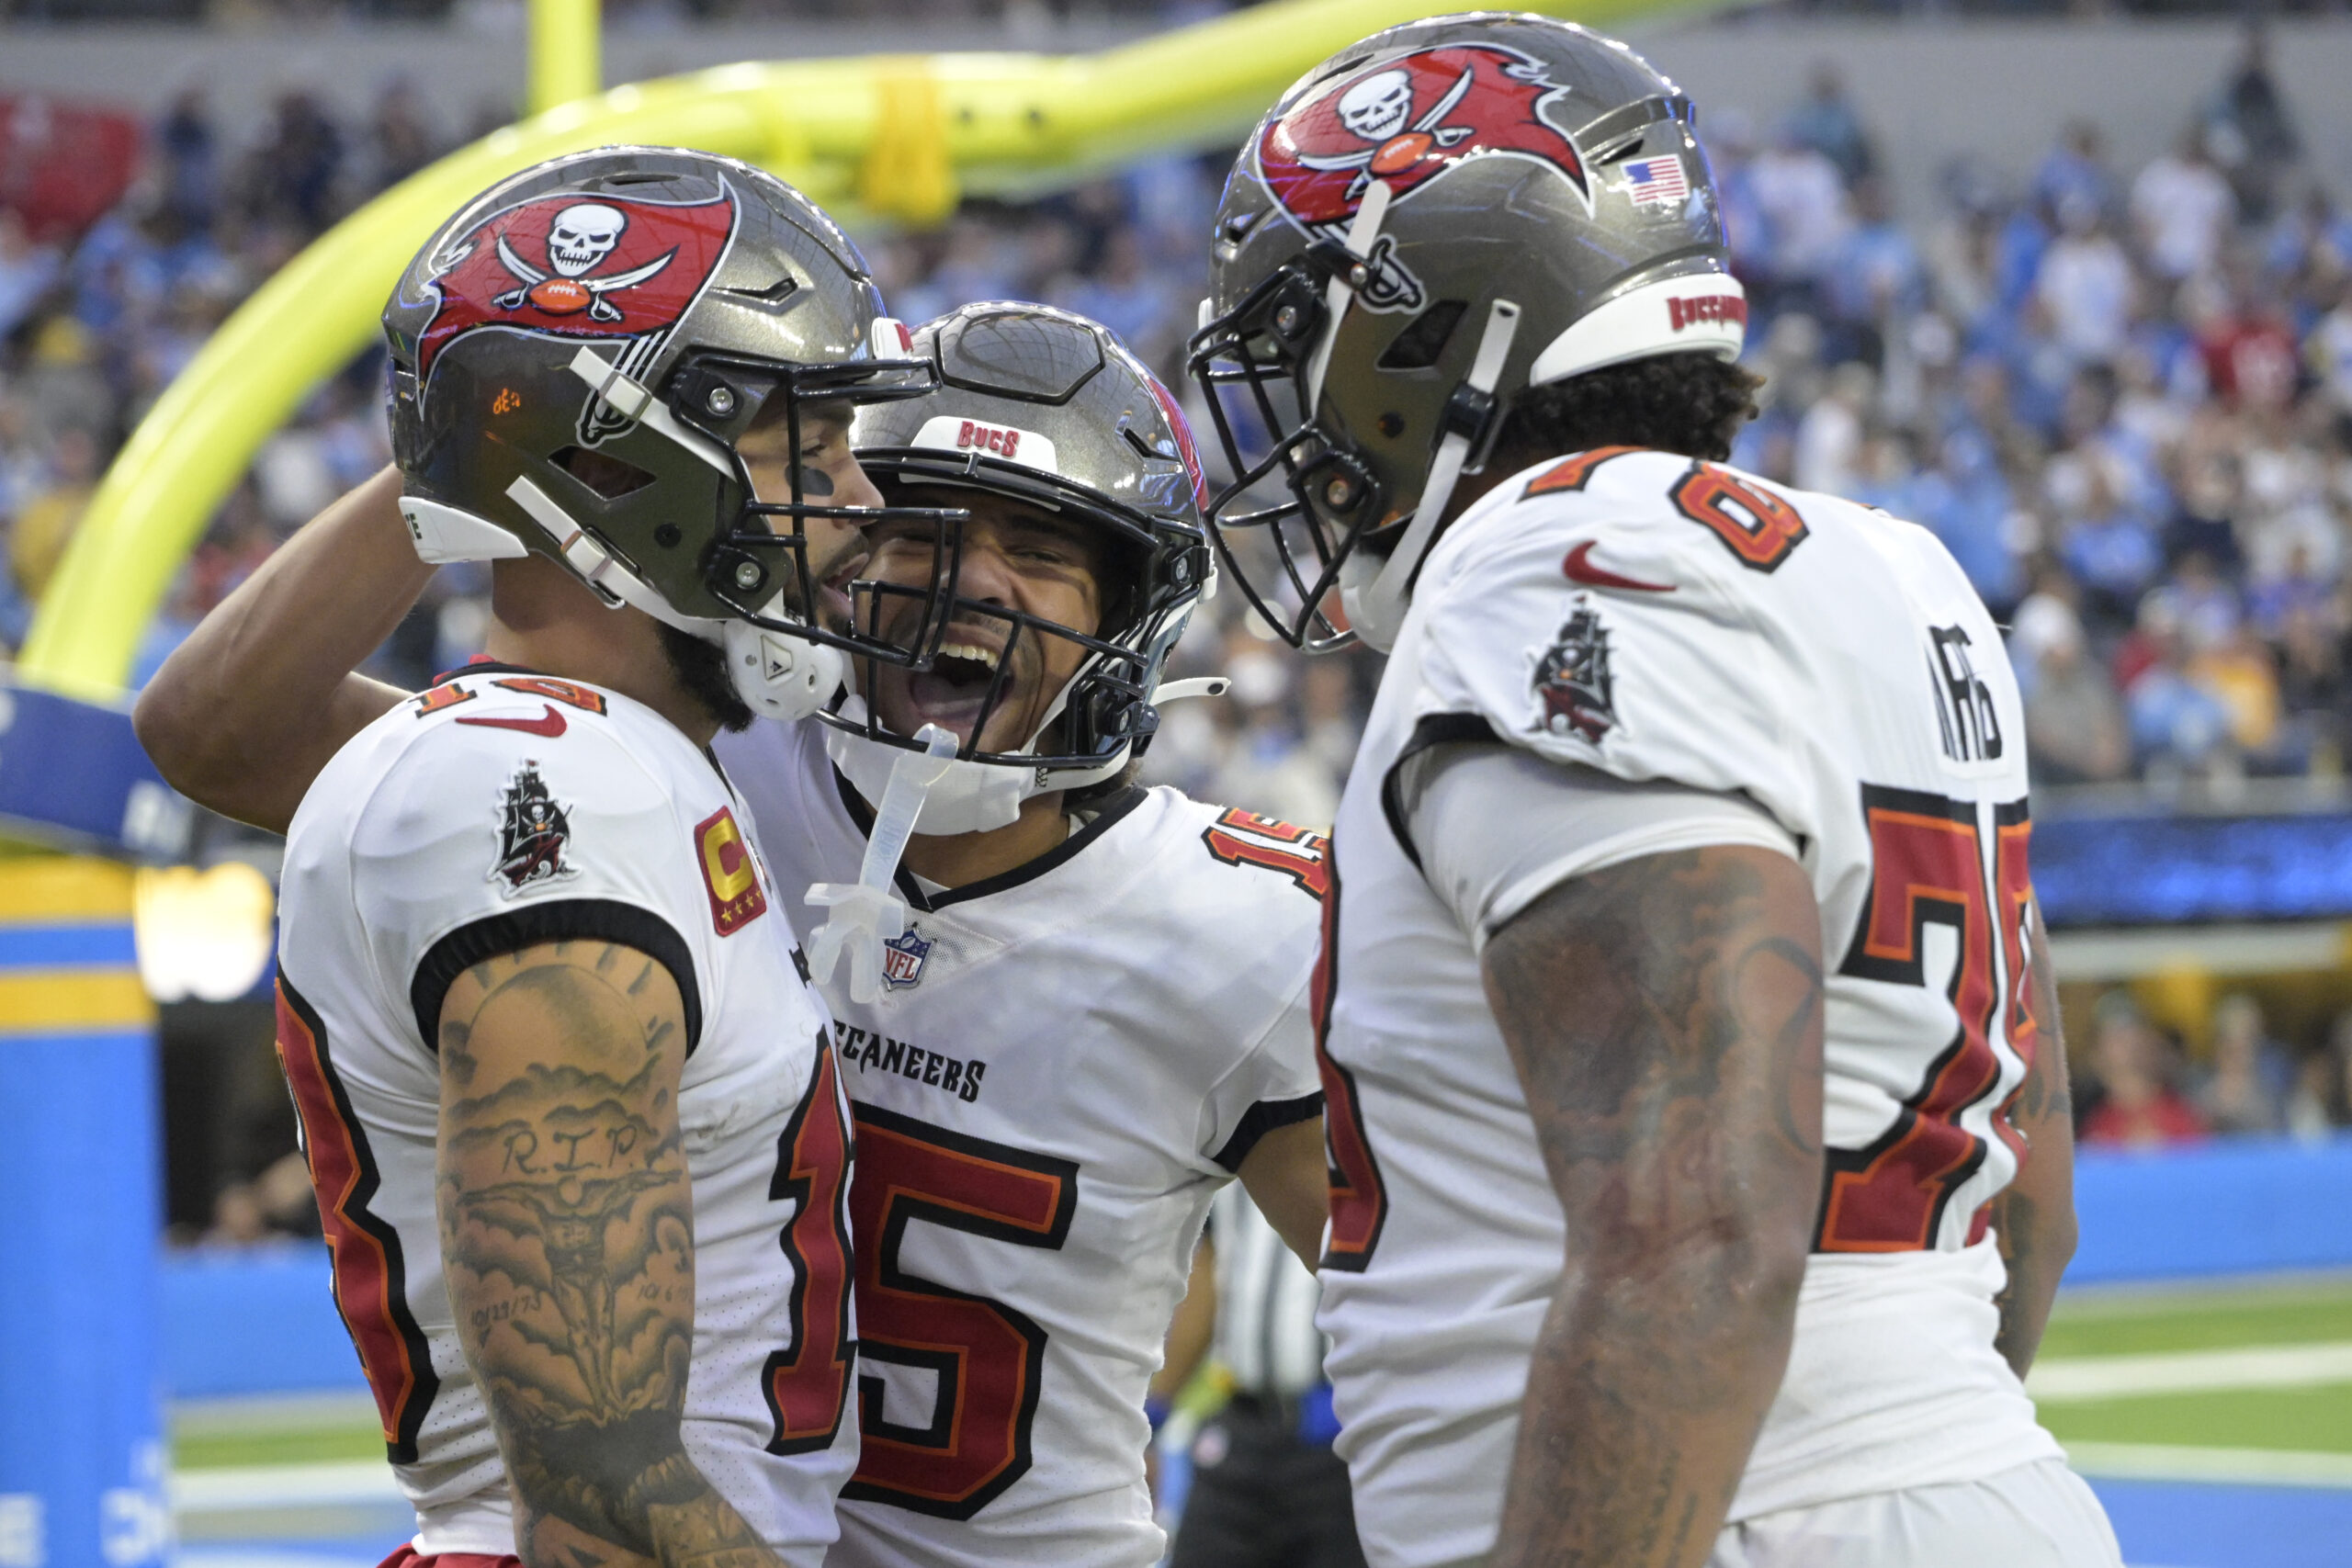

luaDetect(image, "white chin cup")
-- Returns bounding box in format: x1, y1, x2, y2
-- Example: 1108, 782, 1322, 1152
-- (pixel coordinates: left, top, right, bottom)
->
722, 606, 847, 724
826, 718, 1035, 834
823, 694, 1137, 836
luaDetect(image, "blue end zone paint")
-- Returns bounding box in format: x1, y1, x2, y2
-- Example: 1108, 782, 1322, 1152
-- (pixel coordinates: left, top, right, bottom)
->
2068, 1134, 2352, 1284
2090, 1478, 2352, 1568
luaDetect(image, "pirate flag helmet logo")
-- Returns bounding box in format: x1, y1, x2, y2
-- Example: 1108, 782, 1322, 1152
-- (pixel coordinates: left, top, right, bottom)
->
1254, 43, 1589, 310
413, 190, 737, 380
490, 761, 580, 894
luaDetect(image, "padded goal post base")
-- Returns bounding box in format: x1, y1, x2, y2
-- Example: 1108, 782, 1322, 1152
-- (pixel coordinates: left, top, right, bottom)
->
0, 860, 167, 1568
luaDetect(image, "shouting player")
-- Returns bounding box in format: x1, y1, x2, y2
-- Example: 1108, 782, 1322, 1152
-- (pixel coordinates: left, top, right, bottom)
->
1187, 16, 2119, 1568
139, 297, 1329, 1568
232, 147, 962, 1568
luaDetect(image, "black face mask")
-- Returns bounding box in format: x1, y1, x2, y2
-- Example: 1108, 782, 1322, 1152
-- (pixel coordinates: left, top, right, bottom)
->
659, 621, 755, 734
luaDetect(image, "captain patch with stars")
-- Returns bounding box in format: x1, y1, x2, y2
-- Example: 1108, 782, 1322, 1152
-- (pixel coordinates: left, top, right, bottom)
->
1530, 595, 1619, 745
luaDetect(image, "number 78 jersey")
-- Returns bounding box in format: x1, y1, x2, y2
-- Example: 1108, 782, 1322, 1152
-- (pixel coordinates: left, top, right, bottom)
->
1317, 448, 2059, 1565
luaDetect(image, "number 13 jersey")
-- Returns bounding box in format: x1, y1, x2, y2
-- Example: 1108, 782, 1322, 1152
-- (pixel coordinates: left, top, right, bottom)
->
719, 719, 1326, 1568
275, 671, 857, 1564
1317, 449, 2064, 1567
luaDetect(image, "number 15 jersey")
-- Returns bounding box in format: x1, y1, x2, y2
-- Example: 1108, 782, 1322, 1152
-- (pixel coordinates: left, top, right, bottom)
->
1317, 449, 2064, 1567
719, 718, 1327, 1568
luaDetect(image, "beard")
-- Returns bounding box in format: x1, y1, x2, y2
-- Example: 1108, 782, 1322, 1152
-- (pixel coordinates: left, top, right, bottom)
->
658, 622, 756, 734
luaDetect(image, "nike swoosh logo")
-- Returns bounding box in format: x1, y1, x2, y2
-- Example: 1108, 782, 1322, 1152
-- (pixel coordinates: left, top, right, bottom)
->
1562, 540, 1675, 592
457, 704, 568, 738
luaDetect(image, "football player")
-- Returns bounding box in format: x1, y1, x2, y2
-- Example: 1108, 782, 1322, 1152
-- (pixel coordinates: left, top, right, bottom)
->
232, 146, 963, 1568
1185, 16, 2120, 1568
139, 300, 1329, 1568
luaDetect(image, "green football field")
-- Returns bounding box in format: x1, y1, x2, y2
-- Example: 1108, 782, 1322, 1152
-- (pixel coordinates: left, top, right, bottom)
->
172, 1271, 2352, 1476
2028, 1273, 2352, 1478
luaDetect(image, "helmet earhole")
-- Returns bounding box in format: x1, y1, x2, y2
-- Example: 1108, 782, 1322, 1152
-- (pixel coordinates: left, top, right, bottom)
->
1378, 412, 1405, 439
655, 525, 682, 548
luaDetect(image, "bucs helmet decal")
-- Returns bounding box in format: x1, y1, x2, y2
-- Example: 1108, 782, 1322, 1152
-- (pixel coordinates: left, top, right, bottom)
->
1256, 44, 1590, 310
1142, 372, 1210, 512
413, 191, 739, 385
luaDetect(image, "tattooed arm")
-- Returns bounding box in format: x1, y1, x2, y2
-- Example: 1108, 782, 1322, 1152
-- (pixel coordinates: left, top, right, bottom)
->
1989, 898, 2078, 1380
134, 467, 424, 832
435, 940, 784, 1568
1480, 846, 1825, 1568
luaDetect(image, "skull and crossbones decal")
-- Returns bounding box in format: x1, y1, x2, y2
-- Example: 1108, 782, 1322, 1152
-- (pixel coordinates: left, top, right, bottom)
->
492, 200, 676, 322
1298, 64, 1477, 190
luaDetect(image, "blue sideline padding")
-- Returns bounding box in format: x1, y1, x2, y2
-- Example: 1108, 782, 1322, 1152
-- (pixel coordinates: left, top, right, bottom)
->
2067, 1134, 2352, 1284
163, 1246, 368, 1399
161, 1135, 2352, 1399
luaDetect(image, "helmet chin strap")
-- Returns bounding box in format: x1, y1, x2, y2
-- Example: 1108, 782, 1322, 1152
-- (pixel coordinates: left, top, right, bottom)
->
1340, 297, 1521, 654
806, 724, 960, 1005
1302, 179, 1393, 419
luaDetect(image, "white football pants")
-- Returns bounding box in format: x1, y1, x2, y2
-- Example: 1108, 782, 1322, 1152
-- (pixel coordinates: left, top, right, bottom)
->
1706, 1458, 2124, 1568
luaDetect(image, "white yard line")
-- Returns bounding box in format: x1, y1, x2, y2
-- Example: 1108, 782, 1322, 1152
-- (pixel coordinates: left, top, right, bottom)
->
2030, 1340, 2352, 1401
2064, 1440, 2352, 1489
170, 1462, 402, 1514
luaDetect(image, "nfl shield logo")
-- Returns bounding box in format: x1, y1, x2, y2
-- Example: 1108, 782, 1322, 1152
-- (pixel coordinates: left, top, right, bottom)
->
881, 926, 932, 990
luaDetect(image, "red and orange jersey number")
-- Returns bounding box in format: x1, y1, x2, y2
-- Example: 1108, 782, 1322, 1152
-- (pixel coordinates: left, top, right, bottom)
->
274, 980, 441, 1461
1670, 463, 1810, 573
763, 1038, 856, 1454
1202, 807, 1331, 901
842, 1104, 1079, 1518
1818, 785, 2031, 1253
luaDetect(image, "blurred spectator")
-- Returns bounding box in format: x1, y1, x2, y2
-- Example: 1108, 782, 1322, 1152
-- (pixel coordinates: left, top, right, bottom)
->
155, 87, 218, 229
2080, 997, 2211, 1148
2014, 593, 2129, 784
2130, 126, 2234, 284
365, 79, 441, 191
2034, 121, 2114, 228
2284, 1013, 2352, 1139
1783, 62, 1874, 187
1793, 361, 1872, 496
2035, 197, 2134, 366
243, 90, 345, 232
0, 210, 62, 342
1747, 121, 1849, 311
2205, 23, 2300, 223
2195, 993, 2293, 1135
2198, 266, 2301, 412
2122, 598, 2235, 778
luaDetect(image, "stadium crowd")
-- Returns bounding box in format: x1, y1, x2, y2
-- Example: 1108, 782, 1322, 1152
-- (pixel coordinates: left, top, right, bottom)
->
7, 27, 2352, 1240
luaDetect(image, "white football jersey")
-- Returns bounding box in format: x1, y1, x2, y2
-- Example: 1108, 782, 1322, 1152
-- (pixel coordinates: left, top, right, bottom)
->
276, 669, 857, 1564
1318, 448, 2064, 1567
718, 719, 1326, 1568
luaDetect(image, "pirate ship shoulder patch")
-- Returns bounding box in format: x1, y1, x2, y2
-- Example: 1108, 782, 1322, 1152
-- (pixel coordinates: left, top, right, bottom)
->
1531, 596, 1619, 746
490, 761, 581, 895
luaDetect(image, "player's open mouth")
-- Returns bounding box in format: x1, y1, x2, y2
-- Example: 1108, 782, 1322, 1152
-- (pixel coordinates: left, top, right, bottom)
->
899, 635, 1011, 739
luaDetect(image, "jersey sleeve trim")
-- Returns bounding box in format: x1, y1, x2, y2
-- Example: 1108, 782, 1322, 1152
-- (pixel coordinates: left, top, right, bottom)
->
409, 898, 704, 1055
1211, 1091, 1326, 1173
1378, 710, 1505, 872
